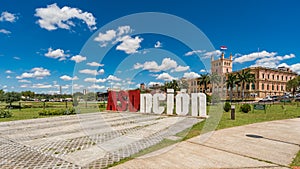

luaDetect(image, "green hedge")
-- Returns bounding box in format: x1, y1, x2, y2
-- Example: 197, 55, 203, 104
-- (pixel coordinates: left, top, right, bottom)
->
38, 108, 76, 116
0, 109, 12, 118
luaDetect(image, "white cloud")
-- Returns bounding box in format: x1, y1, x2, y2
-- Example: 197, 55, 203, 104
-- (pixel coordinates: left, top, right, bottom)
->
16, 67, 51, 79
13, 56, 21, 60
183, 72, 200, 79
154, 41, 162, 48
277, 63, 300, 74
234, 50, 277, 63
18, 79, 31, 83
79, 69, 98, 75
134, 58, 188, 73
171, 65, 190, 72
200, 69, 206, 73
70, 55, 86, 63
73, 84, 84, 90
45, 48, 68, 61
87, 62, 104, 67
60, 75, 78, 81
98, 69, 105, 74
148, 81, 163, 86
116, 35, 143, 54
6, 76, 11, 79
5, 70, 13, 74
32, 83, 52, 89
0, 29, 11, 34
0, 11, 17, 22
88, 84, 105, 90
117, 25, 132, 36
107, 75, 121, 81
94, 30, 116, 46
35, 3, 97, 31
250, 53, 295, 68
184, 50, 205, 56
84, 77, 106, 83
156, 73, 177, 81
202, 50, 222, 59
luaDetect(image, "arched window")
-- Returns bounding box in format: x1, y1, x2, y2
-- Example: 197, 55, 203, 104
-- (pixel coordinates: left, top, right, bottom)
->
262, 84, 264, 90
252, 83, 255, 90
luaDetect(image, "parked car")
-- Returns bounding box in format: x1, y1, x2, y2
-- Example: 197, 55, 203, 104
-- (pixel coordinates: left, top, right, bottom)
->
258, 96, 273, 102
295, 95, 300, 102
271, 96, 279, 101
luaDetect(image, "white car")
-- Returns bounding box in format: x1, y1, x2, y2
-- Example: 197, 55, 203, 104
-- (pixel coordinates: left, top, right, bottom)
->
259, 96, 272, 102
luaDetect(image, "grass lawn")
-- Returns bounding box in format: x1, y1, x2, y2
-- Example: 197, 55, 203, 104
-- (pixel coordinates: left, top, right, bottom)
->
291, 150, 300, 167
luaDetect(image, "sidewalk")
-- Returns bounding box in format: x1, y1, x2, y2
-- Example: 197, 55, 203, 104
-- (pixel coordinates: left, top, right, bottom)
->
112, 118, 300, 169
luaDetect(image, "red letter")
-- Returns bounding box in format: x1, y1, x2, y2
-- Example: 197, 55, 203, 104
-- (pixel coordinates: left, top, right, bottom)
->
128, 90, 140, 112
107, 91, 117, 111
117, 91, 128, 111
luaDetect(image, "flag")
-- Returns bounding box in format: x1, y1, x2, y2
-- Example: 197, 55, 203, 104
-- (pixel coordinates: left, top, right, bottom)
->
220, 46, 227, 50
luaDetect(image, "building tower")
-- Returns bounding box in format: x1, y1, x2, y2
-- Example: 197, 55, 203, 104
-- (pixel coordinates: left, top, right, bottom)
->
211, 53, 233, 75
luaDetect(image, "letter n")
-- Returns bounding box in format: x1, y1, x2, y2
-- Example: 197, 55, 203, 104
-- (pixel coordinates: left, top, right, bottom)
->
191, 93, 207, 117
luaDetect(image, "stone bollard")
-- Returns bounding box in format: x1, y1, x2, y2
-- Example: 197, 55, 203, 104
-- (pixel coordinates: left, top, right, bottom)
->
231, 105, 235, 120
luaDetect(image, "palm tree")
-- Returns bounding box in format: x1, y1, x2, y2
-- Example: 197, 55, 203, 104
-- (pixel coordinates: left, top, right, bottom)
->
236, 69, 256, 100
198, 74, 210, 94
162, 80, 180, 92
226, 74, 237, 102
287, 77, 299, 96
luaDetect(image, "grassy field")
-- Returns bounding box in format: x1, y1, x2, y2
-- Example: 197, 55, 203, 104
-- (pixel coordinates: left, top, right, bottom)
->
291, 150, 300, 167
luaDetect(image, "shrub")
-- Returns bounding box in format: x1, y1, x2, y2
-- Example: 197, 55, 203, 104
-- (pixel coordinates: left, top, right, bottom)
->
223, 102, 231, 112
240, 104, 251, 113
38, 108, 76, 116
0, 109, 12, 118
206, 94, 211, 103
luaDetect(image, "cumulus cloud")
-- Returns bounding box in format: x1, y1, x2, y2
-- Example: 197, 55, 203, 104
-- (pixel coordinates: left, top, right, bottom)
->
79, 69, 104, 75
156, 73, 177, 81
87, 62, 104, 67
45, 48, 68, 61
34, 3, 97, 31
250, 53, 295, 68
70, 55, 86, 63
18, 79, 31, 83
16, 67, 51, 79
184, 50, 205, 56
116, 35, 143, 54
202, 50, 222, 58
84, 77, 107, 83
234, 50, 277, 63
200, 69, 206, 73
107, 75, 121, 81
0, 29, 11, 34
5, 70, 13, 74
134, 58, 188, 73
94, 25, 142, 54
183, 72, 200, 79
154, 41, 162, 48
60, 75, 78, 81
0, 11, 17, 22
88, 84, 105, 90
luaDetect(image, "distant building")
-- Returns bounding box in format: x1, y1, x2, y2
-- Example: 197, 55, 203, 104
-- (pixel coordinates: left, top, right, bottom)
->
187, 53, 298, 99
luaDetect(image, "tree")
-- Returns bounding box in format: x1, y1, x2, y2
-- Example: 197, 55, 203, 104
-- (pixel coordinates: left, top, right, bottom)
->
236, 69, 256, 100
198, 74, 210, 94
226, 74, 237, 102
287, 77, 299, 96
4, 92, 21, 107
21, 90, 35, 100
162, 80, 180, 92
0, 89, 4, 102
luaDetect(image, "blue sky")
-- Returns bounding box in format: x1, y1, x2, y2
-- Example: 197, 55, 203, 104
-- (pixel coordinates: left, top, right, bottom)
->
0, 0, 299, 94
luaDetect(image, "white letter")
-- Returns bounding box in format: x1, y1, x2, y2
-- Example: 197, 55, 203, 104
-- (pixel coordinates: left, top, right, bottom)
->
153, 93, 166, 114
191, 93, 207, 117
167, 89, 174, 115
176, 89, 190, 116
140, 94, 152, 113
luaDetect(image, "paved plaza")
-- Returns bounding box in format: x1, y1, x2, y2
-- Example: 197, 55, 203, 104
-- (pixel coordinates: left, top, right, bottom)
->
0, 112, 200, 168
113, 118, 300, 169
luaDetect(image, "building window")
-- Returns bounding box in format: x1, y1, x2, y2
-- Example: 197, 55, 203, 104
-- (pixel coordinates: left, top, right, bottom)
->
272, 75, 274, 80
272, 85, 274, 90
281, 76, 283, 80
277, 85, 279, 91
246, 84, 250, 90
262, 84, 264, 90
290, 77, 292, 80
267, 74, 270, 79
286, 76, 288, 81
277, 75, 279, 80
226, 68, 228, 72
262, 74, 265, 78
281, 85, 284, 91
252, 83, 255, 90
267, 84, 269, 90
